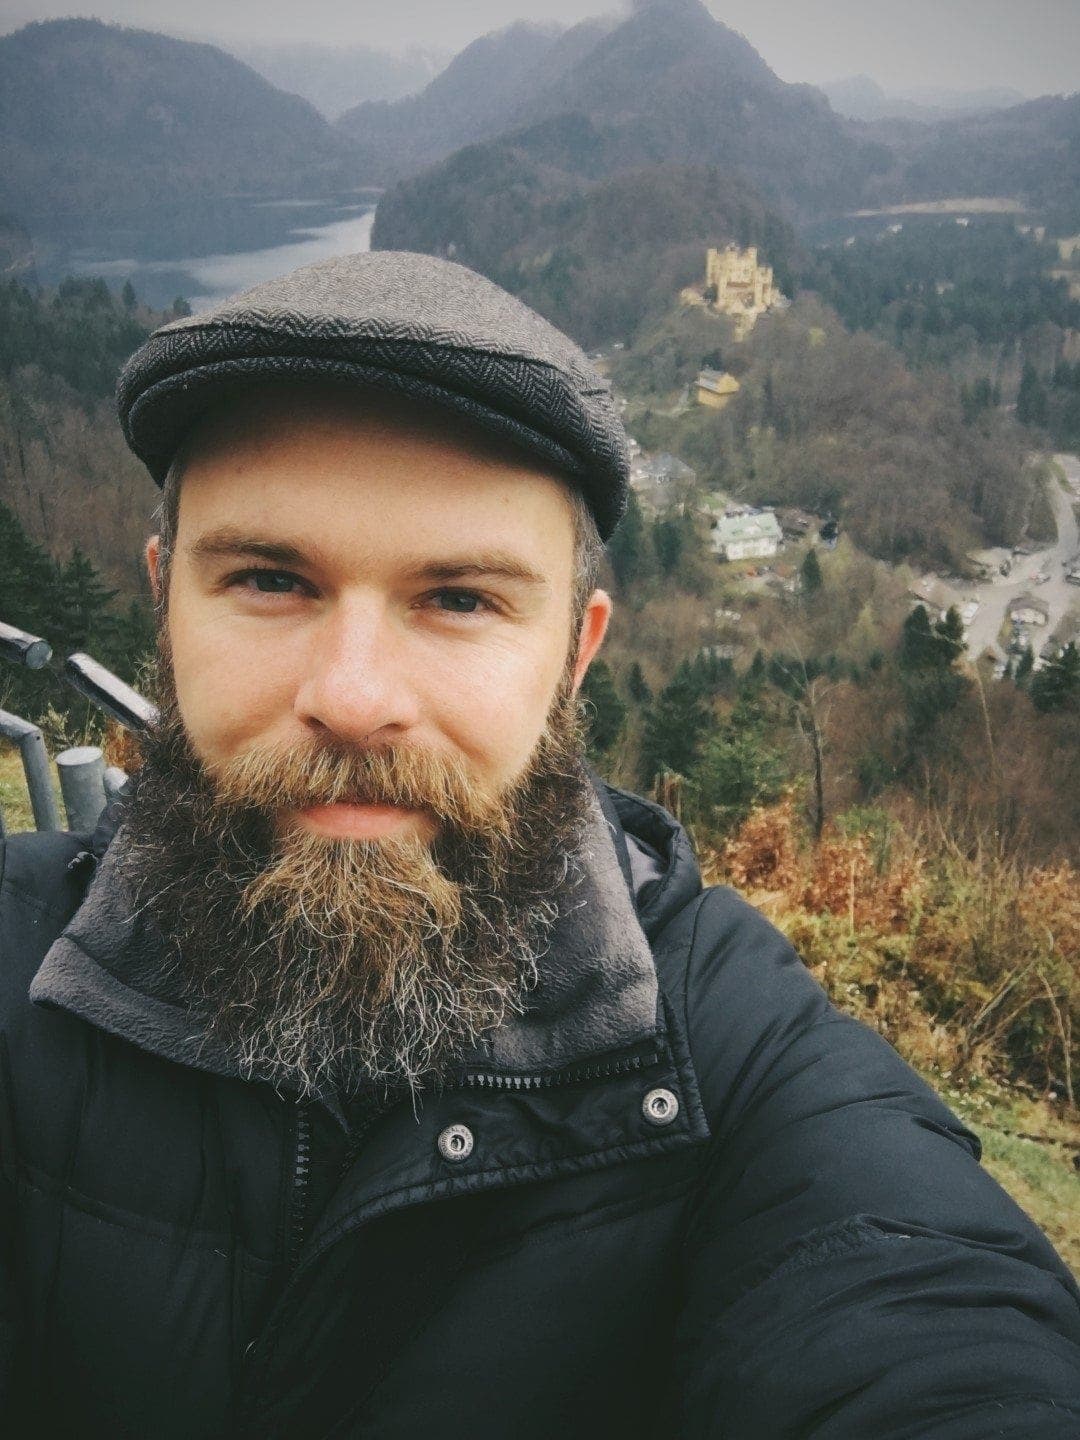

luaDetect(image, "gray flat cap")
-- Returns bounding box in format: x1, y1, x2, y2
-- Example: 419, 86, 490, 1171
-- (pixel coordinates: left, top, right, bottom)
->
117, 250, 630, 540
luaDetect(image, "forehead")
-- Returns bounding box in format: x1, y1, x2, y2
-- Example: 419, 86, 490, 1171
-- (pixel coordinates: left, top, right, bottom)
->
170, 386, 579, 572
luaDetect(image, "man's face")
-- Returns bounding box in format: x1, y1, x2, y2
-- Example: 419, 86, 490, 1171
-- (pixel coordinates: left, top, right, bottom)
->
148, 389, 610, 835
131, 388, 611, 1096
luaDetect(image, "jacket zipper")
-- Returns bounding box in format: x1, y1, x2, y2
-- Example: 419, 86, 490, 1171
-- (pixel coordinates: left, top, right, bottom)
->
286, 1102, 313, 1271
460, 1048, 660, 1092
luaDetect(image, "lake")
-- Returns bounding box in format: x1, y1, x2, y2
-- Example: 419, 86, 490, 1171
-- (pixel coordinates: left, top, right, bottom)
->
35, 197, 376, 312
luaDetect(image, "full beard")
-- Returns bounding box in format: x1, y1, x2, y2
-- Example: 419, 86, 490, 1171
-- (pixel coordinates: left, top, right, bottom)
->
119, 650, 590, 1100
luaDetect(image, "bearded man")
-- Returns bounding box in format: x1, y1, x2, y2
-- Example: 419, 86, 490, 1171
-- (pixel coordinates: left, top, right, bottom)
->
1, 252, 1079, 1440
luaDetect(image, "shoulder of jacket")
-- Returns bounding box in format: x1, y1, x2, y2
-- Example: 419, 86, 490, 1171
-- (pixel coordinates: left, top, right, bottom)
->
1, 828, 94, 916
0, 830, 97, 1029
654, 880, 806, 987
654, 880, 835, 1082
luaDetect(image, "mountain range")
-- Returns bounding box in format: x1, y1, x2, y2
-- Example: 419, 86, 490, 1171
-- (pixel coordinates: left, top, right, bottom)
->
343, 0, 882, 217
334, 19, 620, 181
1, 7, 1078, 276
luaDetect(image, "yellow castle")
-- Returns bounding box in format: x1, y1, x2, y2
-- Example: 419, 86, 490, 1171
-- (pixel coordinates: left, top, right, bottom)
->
682, 245, 781, 338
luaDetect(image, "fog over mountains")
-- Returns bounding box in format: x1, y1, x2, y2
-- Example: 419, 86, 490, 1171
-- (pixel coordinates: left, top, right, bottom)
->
226, 39, 450, 120
822, 75, 1030, 123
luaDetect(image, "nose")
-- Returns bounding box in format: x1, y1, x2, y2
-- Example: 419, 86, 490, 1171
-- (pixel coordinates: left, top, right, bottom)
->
292, 591, 422, 746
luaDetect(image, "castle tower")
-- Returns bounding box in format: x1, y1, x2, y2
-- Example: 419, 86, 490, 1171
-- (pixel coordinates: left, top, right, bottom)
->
704, 244, 779, 337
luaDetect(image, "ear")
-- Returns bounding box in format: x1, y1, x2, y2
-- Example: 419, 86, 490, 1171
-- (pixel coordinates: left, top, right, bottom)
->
145, 534, 162, 604
571, 588, 612, 695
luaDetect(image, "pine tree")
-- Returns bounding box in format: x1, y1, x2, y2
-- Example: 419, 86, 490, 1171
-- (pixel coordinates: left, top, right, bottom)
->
900, 606, 936, 669
0, 502, 55, 636
691, 723, 783, 836
935, 605, 966, 666
1014, 645, 1035, 685
627, 661, 652, 705
652, 515, 684, 576
46, 546, 118, 654
579, 659, 626, 758
1016, 362, 1048, 426
1030, 642, 1080, 713
899, 605, 967, 734
901, 604, 964, 671
800, 547, 823, 596
606, 492, 649, 590
639, 662, 710, 786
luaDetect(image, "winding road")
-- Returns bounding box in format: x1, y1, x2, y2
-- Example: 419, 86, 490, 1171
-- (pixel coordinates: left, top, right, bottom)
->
962, 453, 1080, 663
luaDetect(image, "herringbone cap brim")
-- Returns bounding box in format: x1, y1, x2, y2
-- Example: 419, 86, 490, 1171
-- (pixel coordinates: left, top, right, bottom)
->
116, 250, 630, 540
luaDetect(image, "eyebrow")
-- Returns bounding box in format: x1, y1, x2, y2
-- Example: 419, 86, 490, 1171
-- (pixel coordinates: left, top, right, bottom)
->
403, 558, 548, 588
187, 529, 549, 588
189, 532, 309, 567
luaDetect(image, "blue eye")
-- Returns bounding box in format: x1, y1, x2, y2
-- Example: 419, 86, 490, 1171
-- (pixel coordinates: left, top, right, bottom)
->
435, 590, 482, 613
247, 570, 300, 593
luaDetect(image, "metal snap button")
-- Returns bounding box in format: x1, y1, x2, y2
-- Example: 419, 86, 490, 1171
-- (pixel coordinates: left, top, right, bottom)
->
642, 1088, 679, 1127
437, 1123, 474, 1162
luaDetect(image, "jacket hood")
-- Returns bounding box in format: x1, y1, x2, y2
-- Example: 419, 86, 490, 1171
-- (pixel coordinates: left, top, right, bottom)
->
598, 781, 702, 941
30, 777, 701, 1101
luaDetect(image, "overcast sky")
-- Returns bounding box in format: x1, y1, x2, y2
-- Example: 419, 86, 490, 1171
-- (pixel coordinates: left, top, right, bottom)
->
3, 0, 1078, 96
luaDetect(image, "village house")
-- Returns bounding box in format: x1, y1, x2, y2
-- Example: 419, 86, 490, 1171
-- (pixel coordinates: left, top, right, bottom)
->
908, 578, 959, 618
630, 451, 697, 513
631, 452, 696, 487
694, 367, 741, 409
1008, 594, 1051, 627
776, 506, 819, 540
710, 509, 783, 562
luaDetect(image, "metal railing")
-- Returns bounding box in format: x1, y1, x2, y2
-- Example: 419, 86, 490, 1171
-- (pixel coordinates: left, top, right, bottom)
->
0, 617, 157, 836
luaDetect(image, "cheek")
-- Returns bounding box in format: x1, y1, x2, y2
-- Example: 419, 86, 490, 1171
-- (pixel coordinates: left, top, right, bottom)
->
426, 637, 569, 781
167, 607, 301, 761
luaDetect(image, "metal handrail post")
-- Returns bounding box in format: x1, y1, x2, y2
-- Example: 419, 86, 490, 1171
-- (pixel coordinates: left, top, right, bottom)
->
0, 710, 61, 832
63, 653, 158, 733
0, 620, 52, 671
56, 746, 108, 832
103, 766, 129, 800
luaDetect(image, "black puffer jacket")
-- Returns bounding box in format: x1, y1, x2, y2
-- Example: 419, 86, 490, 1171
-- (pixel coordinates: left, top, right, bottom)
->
2, 782, 1079, 1439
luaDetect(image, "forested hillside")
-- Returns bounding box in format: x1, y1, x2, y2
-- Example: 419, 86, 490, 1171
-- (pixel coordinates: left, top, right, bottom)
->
335, 19, 617, 179
616, 295, 1033, 566
374, 150, 797, 346
0, 19, 360, 226
865, 94, 1080, 231
0, 278, 159, 594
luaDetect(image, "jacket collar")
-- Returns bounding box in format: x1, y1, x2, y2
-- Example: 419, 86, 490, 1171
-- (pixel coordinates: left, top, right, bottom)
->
29, 786, 662, 1093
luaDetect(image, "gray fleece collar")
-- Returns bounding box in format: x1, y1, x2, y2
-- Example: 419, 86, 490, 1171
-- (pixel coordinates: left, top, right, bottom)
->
29, 790, 660, 1089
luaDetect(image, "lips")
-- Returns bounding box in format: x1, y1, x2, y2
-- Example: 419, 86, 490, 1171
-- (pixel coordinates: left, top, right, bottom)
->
292, 801, 434, 841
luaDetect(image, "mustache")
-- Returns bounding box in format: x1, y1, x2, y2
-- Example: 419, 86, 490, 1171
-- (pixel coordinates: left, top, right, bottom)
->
198, 736, 514, 838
